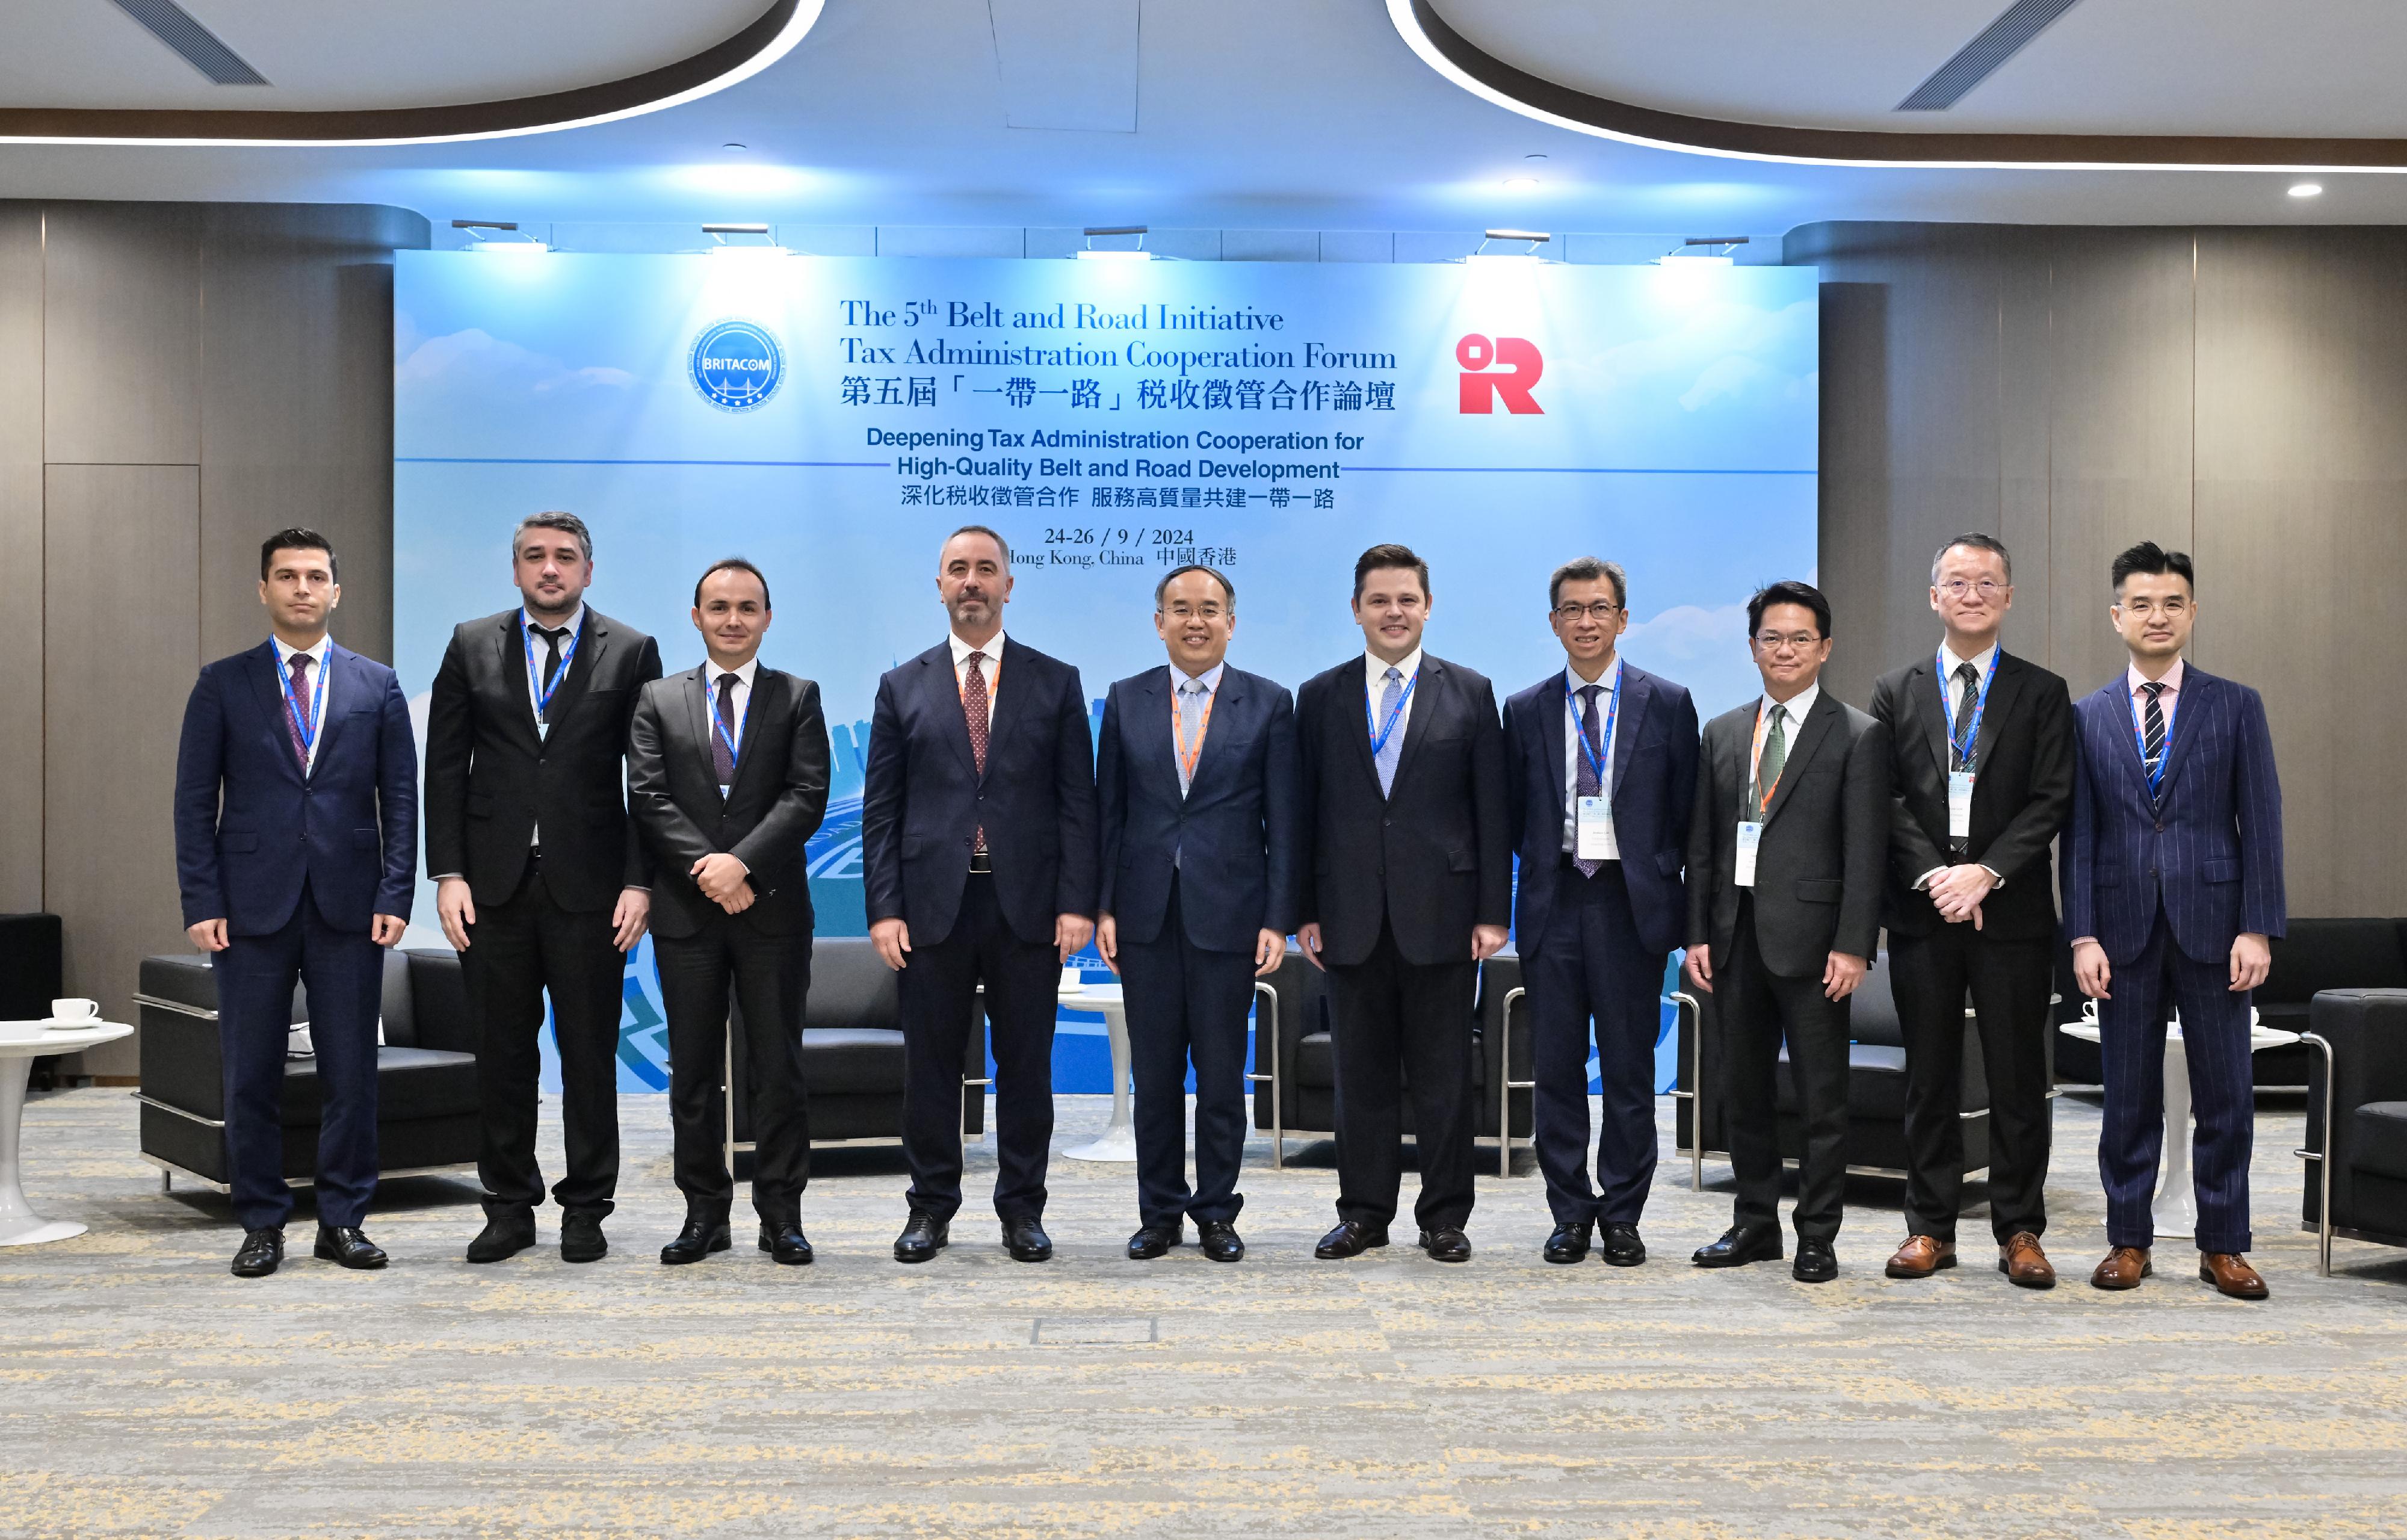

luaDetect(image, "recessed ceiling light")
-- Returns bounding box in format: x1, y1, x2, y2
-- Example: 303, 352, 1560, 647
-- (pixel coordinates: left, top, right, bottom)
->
2289, 182, 2323, 197
1503, 176, 1540, 191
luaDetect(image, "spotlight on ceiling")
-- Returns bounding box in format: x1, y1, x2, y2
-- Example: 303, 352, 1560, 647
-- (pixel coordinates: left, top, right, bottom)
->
452, 218, 547, 254
2289, 182, 2324, 198
704, 222, 787, 256
1077, 225, 1152, 260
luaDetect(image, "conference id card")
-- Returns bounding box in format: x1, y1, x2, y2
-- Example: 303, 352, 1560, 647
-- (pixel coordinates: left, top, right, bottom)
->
1576, 796, 1612, 859
1948, 771, 1975, 839
1734, 821, 1763, 888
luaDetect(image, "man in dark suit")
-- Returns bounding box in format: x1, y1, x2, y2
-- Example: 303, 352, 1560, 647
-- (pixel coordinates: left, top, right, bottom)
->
1684, 580, 1888, 1283
1503, 557, 1697, 1267
1296, 543, 1510, 1264
424, 512, 663, 1266
627, 558, 830, 1267
2068, 541, 2284, 1300
1096, 564, 1300, 1264
862, 525, 1099, 1264
1870, 533, 2074, 1289
173, 528, 416, 1278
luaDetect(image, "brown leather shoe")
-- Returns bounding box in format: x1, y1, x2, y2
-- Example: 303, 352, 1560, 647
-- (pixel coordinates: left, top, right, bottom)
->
2089, 1246, 2152, 1290
1998, 1232, 2056, 1290
1884, 1234, 1957, 1279
2199, 1252, 2269, 1300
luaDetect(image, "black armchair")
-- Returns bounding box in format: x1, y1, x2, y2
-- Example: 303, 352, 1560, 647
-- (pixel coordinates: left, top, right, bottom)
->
2301, 988, 2407, 1273
135, 948, 479, 1193
2260, 920, 2407, 1088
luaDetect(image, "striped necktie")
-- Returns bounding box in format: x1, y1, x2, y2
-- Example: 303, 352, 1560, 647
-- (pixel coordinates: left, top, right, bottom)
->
2139, 681, 2168, 799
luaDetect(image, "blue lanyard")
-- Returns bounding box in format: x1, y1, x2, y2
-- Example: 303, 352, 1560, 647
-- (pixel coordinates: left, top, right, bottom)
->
2127, 682, 2176, 796
1564, 667, 1622, 788
711, 675, 752, 776
279, 648, 329, 761
1938, 648, 2001, 770
1367, 668, 1419, 758
523, 617, 582, 719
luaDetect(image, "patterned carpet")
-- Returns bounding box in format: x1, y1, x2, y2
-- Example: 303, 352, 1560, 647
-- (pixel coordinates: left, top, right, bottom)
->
8, 1086, 2405, 1538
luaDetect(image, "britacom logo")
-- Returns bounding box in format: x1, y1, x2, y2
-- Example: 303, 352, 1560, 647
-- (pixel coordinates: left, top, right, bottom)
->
688, 318, 785, 412
1456, 333, 1543, 415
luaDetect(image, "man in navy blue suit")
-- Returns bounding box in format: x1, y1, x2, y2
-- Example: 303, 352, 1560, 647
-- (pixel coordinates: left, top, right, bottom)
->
1502, 557, 1696, 1267
1095, 564, 1301, 1264
173, 529, 418, 1278
2067, 541, 2285, 1300
862, 525, 1099, 1264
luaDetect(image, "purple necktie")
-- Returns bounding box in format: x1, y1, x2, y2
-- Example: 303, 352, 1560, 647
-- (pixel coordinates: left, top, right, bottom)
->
712, 672, 739, 788
286, 654, 315, 773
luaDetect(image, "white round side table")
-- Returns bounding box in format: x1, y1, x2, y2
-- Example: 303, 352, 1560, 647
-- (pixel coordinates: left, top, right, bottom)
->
0, 1019, 135, 1246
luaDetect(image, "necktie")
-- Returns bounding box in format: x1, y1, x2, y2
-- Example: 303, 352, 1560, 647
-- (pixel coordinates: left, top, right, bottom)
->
1574, 682, 1604, 878
533, 624, 567, 723
962, 651, 990, 853
1951, 661, 1981, 770
2139, 681, 2168, 798
285, 653, 315, 773
1374, 666, 1404, 797
1754, 703, 1788, 814
1177, 678, 1208, 796
712, 672, 739, 789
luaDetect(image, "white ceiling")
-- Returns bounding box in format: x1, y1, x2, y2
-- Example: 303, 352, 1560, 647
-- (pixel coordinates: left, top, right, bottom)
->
0, 0, 2402, 236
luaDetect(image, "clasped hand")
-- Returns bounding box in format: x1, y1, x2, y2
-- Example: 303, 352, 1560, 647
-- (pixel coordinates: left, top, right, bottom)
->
1927, 863, 1996, 928
691, 852, 752, 913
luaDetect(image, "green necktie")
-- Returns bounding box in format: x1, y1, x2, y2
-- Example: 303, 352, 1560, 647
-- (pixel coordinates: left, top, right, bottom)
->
1754, 704, 1788, 812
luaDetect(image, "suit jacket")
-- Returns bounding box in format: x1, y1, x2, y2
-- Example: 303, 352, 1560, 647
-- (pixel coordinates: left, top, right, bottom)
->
1502, 661, 1699, 958
422, 606, 663, 911
860, 636, 1099, 948
1686, 690, 1889, 979
173, 640, 418, 936
1295, 652, 1511, 968
1869, 648, 2074, 942
2064, 663, 2285, 966
626, 663, 832, 940
1096, 664, 1302, 953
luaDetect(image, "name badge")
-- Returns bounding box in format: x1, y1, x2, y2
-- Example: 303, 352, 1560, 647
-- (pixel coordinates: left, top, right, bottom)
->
1734, 821, 1763, 888
1576, 796, 1612, 860
1947, 770, 1975, 840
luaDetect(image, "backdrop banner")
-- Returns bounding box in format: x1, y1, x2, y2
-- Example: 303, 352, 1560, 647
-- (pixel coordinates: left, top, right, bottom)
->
394, 251, 1817, 1092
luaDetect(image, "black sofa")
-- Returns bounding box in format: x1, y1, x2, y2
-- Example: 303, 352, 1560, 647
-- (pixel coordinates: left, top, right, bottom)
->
135, 948, 479, 1193
2302, 988, 2407, 1273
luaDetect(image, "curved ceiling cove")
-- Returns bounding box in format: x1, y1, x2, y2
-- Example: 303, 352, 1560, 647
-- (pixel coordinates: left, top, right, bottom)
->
1392, 0, 2407, 170
0, 0, 821, 146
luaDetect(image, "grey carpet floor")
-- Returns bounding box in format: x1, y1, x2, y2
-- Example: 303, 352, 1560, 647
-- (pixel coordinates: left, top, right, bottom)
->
7, 1087, 2405, 1538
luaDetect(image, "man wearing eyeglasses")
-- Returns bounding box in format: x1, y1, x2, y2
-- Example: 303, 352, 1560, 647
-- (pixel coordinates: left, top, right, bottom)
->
2066, 542, 2284, 1299
1684, 581, 1888, 1282
1502, 558, 1697, 1266
1868, 534, 2074, 1288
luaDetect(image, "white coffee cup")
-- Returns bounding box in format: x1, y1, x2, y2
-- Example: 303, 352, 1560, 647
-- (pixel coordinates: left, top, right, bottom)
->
49, 998, 100, 1022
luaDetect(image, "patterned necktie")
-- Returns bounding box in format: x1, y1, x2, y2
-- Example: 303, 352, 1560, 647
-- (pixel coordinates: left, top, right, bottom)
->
1177, 678, 1208, 796
1951, 661, 1980, 770
285, 653, 315, 773
2139, 681, 2168, 799
533, 625, 567, 723
1374, 666, 1404, 797
1574, 682, 1605, 877
1754, 703, 1788, 814
962, 651, 990, 853
712, 672, 739, 788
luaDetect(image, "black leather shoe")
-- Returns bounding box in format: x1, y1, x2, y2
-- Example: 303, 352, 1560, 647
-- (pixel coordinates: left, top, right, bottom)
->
465, 1209, 536, 1264
1692, 1225, 1784, 1268
1126, 1223, 1182, 1260
1792, 1238, 1839, 1283
1003, 1217, 1054, 1263
313, 1225, 388, 1270
1418, 1227, 1472, 1263
893, 1211, 949, 1263
560, 1211, 608, 1264
1543, 1219, 1593, 1264
759, 1222, 814, 1266
230, 1227, 283, 1278
659, 1215, 732, 1265
1599, 1222, 1647, 1267
1315, 1220, 1390, 1259
1197, 1220, 1244, 1263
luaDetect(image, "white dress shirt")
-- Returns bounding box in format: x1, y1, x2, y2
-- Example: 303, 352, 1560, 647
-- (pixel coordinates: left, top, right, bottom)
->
1920, 639, 2004, 890
1171, 660, 1226, 797
705, 655, 761, 796
268, 632, 333, 776
1560, 657, 1623, 858
950, 629, 1005, 728
1750, 681, 1818, 807
522, 604, 586, 729
1364, 646, 1424, 747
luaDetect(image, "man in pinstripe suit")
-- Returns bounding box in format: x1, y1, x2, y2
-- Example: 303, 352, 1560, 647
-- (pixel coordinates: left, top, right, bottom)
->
2066, 542, 2285, 1299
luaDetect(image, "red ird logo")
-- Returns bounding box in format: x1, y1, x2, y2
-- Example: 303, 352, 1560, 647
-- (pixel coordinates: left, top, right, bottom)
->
1456, 333, 1543, 415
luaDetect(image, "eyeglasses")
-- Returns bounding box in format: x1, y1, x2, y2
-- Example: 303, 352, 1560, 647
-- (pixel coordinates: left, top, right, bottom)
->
1937, 580, 2008, 598
1553, 601, 1624, 622
2115, 596, 2190, 616
1752, 631, 1823, 651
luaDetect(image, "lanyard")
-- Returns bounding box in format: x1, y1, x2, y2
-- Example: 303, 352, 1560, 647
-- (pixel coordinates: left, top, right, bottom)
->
1173, 681, 1216, 784
1938, 647, 2001, 771
524, 617, 582, 720
1367, 667, 1419, 758
711, 673, 752, 774
1747, 699, 1794, 817
2127, 681, 2177, 796
1564, 667, 1622, 789
280, 647, 329, 762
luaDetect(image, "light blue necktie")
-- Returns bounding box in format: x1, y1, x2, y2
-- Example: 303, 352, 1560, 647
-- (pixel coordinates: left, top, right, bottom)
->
1374, 666, 1404, 797
1177, 678, 1208, 796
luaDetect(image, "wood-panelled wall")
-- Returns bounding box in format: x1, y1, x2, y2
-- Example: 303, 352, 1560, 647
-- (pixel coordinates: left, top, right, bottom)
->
1791, 221, 2401, 918
0, 201, 430, 1075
